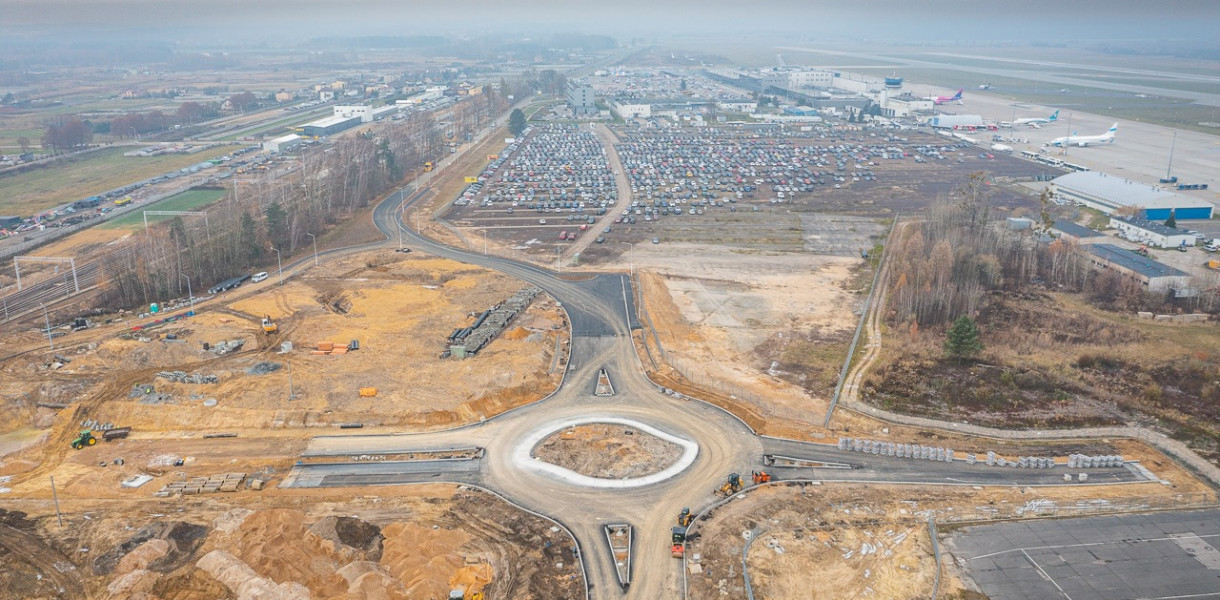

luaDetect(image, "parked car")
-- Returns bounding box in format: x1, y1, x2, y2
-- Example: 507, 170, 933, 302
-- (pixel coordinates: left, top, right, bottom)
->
251, 272, 269, 283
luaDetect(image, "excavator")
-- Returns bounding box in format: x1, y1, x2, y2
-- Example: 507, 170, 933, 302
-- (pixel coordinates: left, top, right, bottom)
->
677, 507, 693, 527
261, 315, 278, 335
752, 471, 771, 485
714, 473, 743, 497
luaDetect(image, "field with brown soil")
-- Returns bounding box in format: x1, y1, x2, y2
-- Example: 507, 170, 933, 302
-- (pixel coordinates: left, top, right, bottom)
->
688, 481, 1215, 600
532, 423, 682, 479
0, 488, 582, 600
863, 290, 1220, 465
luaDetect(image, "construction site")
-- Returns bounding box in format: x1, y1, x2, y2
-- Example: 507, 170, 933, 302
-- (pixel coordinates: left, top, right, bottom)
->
2, 72, 1220, 600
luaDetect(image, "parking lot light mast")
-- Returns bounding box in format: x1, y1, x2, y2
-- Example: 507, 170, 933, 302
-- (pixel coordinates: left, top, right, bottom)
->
307, 233, 318, 266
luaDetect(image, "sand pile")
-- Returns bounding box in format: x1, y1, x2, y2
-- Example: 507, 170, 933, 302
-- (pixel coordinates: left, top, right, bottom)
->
379, 522, 473, 599
196, 550, 310, 600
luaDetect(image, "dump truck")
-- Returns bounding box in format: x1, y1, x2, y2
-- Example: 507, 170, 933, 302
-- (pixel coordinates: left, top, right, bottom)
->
261, 316, 278, 335
71, 429, 98, 449
714, 473, 743, 497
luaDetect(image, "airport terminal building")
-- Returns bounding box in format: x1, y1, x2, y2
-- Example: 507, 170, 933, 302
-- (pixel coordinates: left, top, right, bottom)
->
1050, 171, 1214, 220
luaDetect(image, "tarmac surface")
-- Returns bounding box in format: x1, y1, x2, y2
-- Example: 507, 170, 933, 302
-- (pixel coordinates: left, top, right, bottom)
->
949, 508, 1220, 600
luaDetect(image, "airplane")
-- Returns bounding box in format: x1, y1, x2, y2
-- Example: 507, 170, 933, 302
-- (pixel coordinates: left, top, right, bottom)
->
1045, 123, 1118, 148
930, 89, 964, 105
1001, 110, 1059, 129
978, 83, 992, 90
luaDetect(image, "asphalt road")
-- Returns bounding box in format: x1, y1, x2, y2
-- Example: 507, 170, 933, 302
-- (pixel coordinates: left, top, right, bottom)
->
279, 181, 1157, 600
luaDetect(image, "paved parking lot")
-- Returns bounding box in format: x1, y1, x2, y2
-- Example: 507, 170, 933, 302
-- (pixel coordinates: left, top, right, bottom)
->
949, 509, 1220, 600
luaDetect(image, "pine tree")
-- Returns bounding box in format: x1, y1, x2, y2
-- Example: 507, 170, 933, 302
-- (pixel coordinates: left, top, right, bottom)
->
944, 316, 983, 363
508, 109, 527, 137
1164, 209, 1177, 229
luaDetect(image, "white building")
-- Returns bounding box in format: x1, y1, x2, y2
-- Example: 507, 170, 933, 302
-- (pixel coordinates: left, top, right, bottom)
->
832, 74, 885, 94
1087, 244, 1191, 295
263, 134, 302, 154
876, 91, 933, 117
334, 105, 374, 123
610, 100, 651, 119
717, 99, 758, 112
762, 68, 835, 91
1110, 217, 1196, 249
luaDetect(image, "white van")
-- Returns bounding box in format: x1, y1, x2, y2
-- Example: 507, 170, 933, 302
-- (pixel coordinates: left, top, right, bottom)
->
251, 272, 269, 283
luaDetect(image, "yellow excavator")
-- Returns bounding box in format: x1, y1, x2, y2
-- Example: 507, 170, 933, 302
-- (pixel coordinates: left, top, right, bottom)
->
261, 315, 278, 335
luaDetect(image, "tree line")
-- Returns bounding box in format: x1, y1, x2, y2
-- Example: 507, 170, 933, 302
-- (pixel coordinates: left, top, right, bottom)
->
95, 90, 509, 310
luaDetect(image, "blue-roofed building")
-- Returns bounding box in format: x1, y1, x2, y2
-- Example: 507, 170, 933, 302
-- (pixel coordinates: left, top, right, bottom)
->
1051, 220, 1107, 244
1050, 171, 1214, 220
1087, 244, 1190, 295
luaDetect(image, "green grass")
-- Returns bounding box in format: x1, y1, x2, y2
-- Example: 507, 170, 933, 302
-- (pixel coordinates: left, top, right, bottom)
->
0, 145, 232, 216
100, 188, 227, 230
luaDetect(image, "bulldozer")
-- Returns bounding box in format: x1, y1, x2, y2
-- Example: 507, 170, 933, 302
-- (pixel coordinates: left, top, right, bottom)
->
261, 315, 278, 335
677, 507, 693, 527
714, 473, 743, 497
71, 429, 97, 450
752, 471, 772, 485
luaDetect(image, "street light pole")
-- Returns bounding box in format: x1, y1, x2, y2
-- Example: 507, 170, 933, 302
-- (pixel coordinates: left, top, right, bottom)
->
307, 233, 318, 266
180, 273, 193, 312
272, 247, 283, 285
39, 302, 53, 351
482, 227, 488, 255
621, 242, 634, 275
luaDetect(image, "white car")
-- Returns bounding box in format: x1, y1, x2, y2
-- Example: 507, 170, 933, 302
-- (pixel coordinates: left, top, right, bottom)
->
251, 272, 269, 283
1204, 241, 1220, 252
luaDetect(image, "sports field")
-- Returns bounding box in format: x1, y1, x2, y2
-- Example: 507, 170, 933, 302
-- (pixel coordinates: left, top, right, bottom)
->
100, 188, 228, 230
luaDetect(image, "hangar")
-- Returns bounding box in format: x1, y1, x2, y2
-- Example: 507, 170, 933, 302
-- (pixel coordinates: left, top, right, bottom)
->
1050, 171, 1214, 220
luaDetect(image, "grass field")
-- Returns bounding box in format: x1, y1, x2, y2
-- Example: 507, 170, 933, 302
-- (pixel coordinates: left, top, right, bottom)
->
0, 145, 232, 216
100, 188, 228, 230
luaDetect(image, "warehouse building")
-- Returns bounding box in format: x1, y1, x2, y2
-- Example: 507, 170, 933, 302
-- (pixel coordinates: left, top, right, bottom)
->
1110, 217, 1196, 249
1087, 243, 1190, 295
263, 134, 303, 154
298, 114, 361, 138
1051, 220, 1107, 244
610, 100, 651, 119
1049, 171, 1214, 220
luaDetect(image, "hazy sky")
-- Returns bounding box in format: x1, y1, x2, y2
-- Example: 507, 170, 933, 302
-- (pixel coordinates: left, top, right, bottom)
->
2, 0, 1219, 41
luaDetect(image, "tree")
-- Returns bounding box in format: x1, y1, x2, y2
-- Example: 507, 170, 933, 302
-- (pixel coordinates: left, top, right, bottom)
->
17, 136, 30, 154
1164, 209, 1177, 229
41, 116, 93, 151
508, 108, 527, 137
944, 316, 983, 363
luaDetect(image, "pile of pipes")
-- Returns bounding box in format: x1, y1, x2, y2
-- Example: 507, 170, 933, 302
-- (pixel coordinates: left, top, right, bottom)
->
206, 339, 245, 355
1067, 454, 1124, 468
976, 452, 1055, 468
838, 437, 955, 462
445, 287, 541, 358
156, 371, 219, 384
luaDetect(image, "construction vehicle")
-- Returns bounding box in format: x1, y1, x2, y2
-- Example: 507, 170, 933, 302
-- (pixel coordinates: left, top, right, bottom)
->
752, 471, 771, 485
261, 315, 278, 335
1133, 246, 1150, 257
423, 161, 434, 172
71, 430, 98, 449
102, 427, 132, 442
677, 507, 693, 527
714, 473, 743, 497
671, 526, 687, 558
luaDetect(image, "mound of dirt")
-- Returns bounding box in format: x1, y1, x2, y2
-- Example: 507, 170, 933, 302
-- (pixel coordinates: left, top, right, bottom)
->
93, 521, 209, 576
308, 516, 384, 561
532, 423, 682, 479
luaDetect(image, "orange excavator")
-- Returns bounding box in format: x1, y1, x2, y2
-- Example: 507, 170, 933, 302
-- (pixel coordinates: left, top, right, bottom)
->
752, 471, 771, 485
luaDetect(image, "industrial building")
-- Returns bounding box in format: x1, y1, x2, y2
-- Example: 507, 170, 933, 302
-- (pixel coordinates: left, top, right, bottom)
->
1110, 217, 1196, 249
263, 134, 303, 154
1051, 220, 1107, 244
1087, 244, 1190, 295
1049, 171, 1214, 220
298, 114, 360, 138
334, 105, 374, 123
566, 80, 597, 115
926, 114, 986, 130
761, 68, 835, 92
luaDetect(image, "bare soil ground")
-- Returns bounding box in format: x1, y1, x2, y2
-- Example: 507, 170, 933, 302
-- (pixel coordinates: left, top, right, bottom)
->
0, 487, 582, 600
0, 249, 562, 482
532, 423, 682, 479
634, 244, 866, 437
689, 481, 1216, 600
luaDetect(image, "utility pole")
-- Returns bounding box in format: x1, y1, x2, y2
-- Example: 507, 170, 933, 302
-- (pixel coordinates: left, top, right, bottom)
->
287, 360, 296, 400
307, 233, 318, 266
39, 302, 53, 351
50, 476, 62, 527
180, 273, 193, 312
1166, 130, 1177, 180
272, 247, 283, 285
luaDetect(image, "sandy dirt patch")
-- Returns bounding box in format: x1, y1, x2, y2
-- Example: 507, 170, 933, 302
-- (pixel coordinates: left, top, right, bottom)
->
532, 423, 682, 479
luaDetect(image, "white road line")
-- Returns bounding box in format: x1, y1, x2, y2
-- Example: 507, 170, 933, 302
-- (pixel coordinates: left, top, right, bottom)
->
967, 532, 1220, 561
1021, 548, 1073, 600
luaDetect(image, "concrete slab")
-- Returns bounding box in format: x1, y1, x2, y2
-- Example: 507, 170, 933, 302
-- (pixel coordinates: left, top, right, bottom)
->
950, 508, 1220, 600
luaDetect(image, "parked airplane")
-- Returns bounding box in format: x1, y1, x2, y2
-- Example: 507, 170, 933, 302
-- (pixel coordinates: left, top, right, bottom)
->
1045, 123, 1118, 147
1002, 110, 1059, 129
930, 89, 964, 105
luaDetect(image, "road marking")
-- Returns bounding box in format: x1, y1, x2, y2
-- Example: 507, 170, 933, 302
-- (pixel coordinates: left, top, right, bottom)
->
967, 533, 1220, 561
1021, 549, 1072, 600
